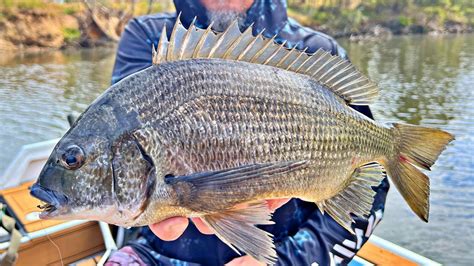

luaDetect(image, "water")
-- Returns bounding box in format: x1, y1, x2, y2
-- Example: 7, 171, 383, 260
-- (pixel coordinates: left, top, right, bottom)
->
340, 35, 474, 265
0, 48, 115, 171
0, 35, 473, 264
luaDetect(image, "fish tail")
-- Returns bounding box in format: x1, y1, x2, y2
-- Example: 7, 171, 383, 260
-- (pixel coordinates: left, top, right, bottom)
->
388, 123, 454, 222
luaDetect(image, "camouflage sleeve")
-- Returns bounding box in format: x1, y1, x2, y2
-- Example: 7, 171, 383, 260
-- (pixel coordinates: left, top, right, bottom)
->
274, 179, 389, 266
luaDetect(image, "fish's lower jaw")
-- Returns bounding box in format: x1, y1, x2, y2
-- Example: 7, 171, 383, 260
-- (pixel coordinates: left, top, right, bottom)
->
37, 204, 79, 220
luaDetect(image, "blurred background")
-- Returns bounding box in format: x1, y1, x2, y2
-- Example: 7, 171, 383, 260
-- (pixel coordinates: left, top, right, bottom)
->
0, 1, 473, 265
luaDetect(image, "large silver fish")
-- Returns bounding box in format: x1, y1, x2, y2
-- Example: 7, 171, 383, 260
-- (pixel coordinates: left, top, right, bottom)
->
30, 19, 453, 264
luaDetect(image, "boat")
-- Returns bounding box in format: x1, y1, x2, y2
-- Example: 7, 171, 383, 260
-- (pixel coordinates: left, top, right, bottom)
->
0, 139, 441, 265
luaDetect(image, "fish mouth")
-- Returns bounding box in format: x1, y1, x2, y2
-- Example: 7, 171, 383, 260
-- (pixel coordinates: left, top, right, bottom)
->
30, 183, 69, 219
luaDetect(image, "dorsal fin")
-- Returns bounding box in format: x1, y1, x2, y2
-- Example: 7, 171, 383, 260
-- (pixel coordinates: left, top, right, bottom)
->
152, 17, 379, 105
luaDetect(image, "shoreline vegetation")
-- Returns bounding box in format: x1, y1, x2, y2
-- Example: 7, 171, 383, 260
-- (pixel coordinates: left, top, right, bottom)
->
288, 0, 473, 40
0, 0, 473, 52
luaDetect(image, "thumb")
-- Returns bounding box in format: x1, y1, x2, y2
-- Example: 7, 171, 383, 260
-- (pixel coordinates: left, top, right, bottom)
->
149, 216, 189, 241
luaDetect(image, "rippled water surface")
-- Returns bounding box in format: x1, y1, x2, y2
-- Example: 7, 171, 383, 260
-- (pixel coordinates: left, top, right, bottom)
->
0, 48, 114, 169
1, 35, 473, 264
340, 35, 474, 265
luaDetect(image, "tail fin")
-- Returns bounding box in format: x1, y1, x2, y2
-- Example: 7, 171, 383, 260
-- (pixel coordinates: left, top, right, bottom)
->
389, 123, 454, 222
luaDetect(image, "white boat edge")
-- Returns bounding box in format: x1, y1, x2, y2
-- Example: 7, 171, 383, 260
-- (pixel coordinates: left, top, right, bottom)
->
367, 235, 441, 266
1, 138, 60, 189
1, 139, 441, 265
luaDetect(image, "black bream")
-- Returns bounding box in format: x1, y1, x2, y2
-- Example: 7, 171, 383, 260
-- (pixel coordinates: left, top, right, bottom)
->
30, 19, 454, 264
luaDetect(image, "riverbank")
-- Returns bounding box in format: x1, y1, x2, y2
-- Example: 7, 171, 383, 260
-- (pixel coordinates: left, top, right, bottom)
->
288, 2, 474, 41
1, 1, 473, 52
0, 5, 115, 52
0, 1, 170, 52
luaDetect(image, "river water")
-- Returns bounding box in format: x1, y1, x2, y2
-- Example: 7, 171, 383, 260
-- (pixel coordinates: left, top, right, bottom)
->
0, 35, 473, 264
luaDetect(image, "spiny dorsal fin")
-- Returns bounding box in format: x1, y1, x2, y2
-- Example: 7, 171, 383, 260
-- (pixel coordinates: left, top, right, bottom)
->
152, 17, 379, 105
318, 163, 386, 233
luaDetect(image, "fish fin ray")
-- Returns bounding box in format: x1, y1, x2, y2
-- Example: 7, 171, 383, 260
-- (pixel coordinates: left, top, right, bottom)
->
151, 17, 378, 105
388, 123, 454, 221
192, 22, 213, 58
208, 20, 241, 58
166, 160, 308, 210
315, 201, 325, 214
178, 17, 196, 60
223, 24, 254, 59
166, 13, 183, 61
324, 162, 386, 233
202, 201, 277, 265
153, 25, 168, 65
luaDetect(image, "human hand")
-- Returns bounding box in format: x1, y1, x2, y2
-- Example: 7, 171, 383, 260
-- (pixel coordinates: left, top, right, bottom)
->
149, 198, 290, 240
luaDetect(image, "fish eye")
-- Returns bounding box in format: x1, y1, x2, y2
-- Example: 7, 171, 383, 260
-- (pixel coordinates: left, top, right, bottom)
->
60, 145, 84, 170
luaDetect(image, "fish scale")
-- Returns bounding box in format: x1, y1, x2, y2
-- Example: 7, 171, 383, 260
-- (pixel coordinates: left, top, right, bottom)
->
110, 60, 390, 201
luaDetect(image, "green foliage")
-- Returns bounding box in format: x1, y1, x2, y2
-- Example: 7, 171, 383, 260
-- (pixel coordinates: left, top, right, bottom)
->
134, 0, 167, 15
98, 0, 172, 15
342, 8, 367, 28
63, 27, 80, 42
307, 7, 369, 32
312, 11, 330, 24
399, 15, 413, 26
423, 3, 468, 24
424, 6, 448, 24
288, 0, 474, 30
0, 0, 13, 8
466, 7, 474, 24
63, 6, 77, 15
1, 0, 47, 9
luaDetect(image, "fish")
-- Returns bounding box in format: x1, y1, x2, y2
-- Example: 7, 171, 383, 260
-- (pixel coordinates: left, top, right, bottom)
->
30, 17, 454, 264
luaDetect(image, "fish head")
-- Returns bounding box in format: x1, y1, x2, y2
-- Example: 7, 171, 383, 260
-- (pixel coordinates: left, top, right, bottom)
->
31, 135, 114, 220
31, 97, 155, 226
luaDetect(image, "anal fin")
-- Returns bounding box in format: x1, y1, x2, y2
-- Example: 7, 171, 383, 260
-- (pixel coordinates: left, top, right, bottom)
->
320, 163, 386, 233
202, 201, 277, 265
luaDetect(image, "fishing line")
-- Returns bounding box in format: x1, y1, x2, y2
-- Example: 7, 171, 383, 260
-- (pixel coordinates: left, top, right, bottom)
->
39, 219, 64, 265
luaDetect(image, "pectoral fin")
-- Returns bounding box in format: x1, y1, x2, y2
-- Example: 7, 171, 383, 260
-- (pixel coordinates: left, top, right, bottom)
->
202, 201, 277, 265
165, 160, 308, 211
318, 163, 386, 233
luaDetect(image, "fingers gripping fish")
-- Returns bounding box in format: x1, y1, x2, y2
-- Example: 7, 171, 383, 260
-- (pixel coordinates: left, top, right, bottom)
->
30, 17, 454, 264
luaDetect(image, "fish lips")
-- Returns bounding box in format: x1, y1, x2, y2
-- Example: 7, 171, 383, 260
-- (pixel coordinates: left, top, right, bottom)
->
30, 183, 69, 219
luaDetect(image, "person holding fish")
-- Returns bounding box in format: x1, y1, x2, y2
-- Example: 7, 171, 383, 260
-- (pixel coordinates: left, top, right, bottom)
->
109, 1, 391, 265
30, 0, 453, 265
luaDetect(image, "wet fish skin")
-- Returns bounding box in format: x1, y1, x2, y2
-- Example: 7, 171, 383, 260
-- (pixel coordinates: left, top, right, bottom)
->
129, 59, 392, 224
35, 58, 391, 224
